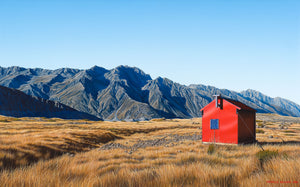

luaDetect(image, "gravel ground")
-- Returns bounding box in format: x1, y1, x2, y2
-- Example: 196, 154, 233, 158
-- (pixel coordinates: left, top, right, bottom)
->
99, 133, 202, 153
257, 114, 300, 123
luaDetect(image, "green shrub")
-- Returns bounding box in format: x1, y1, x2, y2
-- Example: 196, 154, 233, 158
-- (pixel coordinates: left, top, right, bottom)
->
207, 144, 215, 155
256, 129, 264, 133
256, 150, 278, 162
256, 149, 279, 170
283, 130, 295, 133
285, 133, 295, 136
256, 122, 264, 127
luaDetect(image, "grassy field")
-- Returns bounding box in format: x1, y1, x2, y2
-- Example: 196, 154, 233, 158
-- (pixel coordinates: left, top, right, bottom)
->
0, 114, 299, 187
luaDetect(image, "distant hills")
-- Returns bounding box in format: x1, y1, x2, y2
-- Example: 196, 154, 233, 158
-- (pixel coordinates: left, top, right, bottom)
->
0, 65, 299, 120
0, 85, 100, 120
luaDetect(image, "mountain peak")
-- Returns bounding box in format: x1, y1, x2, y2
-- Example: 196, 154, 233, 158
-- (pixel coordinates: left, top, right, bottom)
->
243, 89, 260, 93
111, 65, 152, 83
153, 77, 175, 86
53, 67, 80, 75
87, 66, 109, 75
241, 89, 265, 98
114, 65, 148, 76
2, 66, 26, 74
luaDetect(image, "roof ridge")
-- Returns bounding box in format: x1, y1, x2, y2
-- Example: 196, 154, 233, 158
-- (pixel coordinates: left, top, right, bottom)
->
223, 98, 256, 111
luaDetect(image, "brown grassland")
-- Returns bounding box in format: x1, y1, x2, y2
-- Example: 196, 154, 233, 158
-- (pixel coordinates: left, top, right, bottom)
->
0, 114, 299, 187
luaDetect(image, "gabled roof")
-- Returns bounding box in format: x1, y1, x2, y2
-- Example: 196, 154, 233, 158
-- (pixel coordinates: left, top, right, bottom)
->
201, 97, 256, 112
225, 98, 256, 112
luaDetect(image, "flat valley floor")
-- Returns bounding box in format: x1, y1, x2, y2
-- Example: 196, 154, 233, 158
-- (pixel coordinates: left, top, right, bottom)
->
0, 114, 299, 186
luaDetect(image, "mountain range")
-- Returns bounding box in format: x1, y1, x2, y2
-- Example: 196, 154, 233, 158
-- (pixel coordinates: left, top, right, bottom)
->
0, 65, 299, 120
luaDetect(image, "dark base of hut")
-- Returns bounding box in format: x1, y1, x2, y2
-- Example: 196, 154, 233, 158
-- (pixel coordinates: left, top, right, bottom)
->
202, 139, 256, 145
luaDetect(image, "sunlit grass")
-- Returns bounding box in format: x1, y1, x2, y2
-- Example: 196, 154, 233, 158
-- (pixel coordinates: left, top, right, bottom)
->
0, 115, 299, 186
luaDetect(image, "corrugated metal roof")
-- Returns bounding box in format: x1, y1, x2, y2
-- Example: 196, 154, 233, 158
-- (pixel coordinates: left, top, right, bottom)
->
225, 98, 256, 112
200, 97, 256, 112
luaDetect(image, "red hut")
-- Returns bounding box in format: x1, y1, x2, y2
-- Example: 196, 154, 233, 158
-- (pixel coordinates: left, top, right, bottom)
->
201, 95, 256, 144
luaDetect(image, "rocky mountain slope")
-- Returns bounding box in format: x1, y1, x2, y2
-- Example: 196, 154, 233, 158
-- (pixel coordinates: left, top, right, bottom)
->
0, 85, 100, 120
0, 65, 299, 120
189, 85, 300, 117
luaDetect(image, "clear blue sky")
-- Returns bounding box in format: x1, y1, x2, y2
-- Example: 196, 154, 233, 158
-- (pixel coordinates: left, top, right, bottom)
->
0, 0, 299, 104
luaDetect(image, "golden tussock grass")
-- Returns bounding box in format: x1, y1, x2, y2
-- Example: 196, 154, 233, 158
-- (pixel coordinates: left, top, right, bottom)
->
0, 115, 299, 186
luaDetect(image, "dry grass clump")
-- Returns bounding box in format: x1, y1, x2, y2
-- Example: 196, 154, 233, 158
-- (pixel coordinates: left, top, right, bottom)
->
150, 118, 166, 122
0, 114, 299, 186
256, 129, 265, 133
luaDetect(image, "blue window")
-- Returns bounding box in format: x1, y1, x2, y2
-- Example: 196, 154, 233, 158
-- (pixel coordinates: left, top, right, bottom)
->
210, 119, 219, 129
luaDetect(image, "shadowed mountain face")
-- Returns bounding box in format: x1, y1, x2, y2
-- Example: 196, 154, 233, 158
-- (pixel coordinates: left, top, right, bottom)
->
0, 85, 100, 120
0, 65, 299, 120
